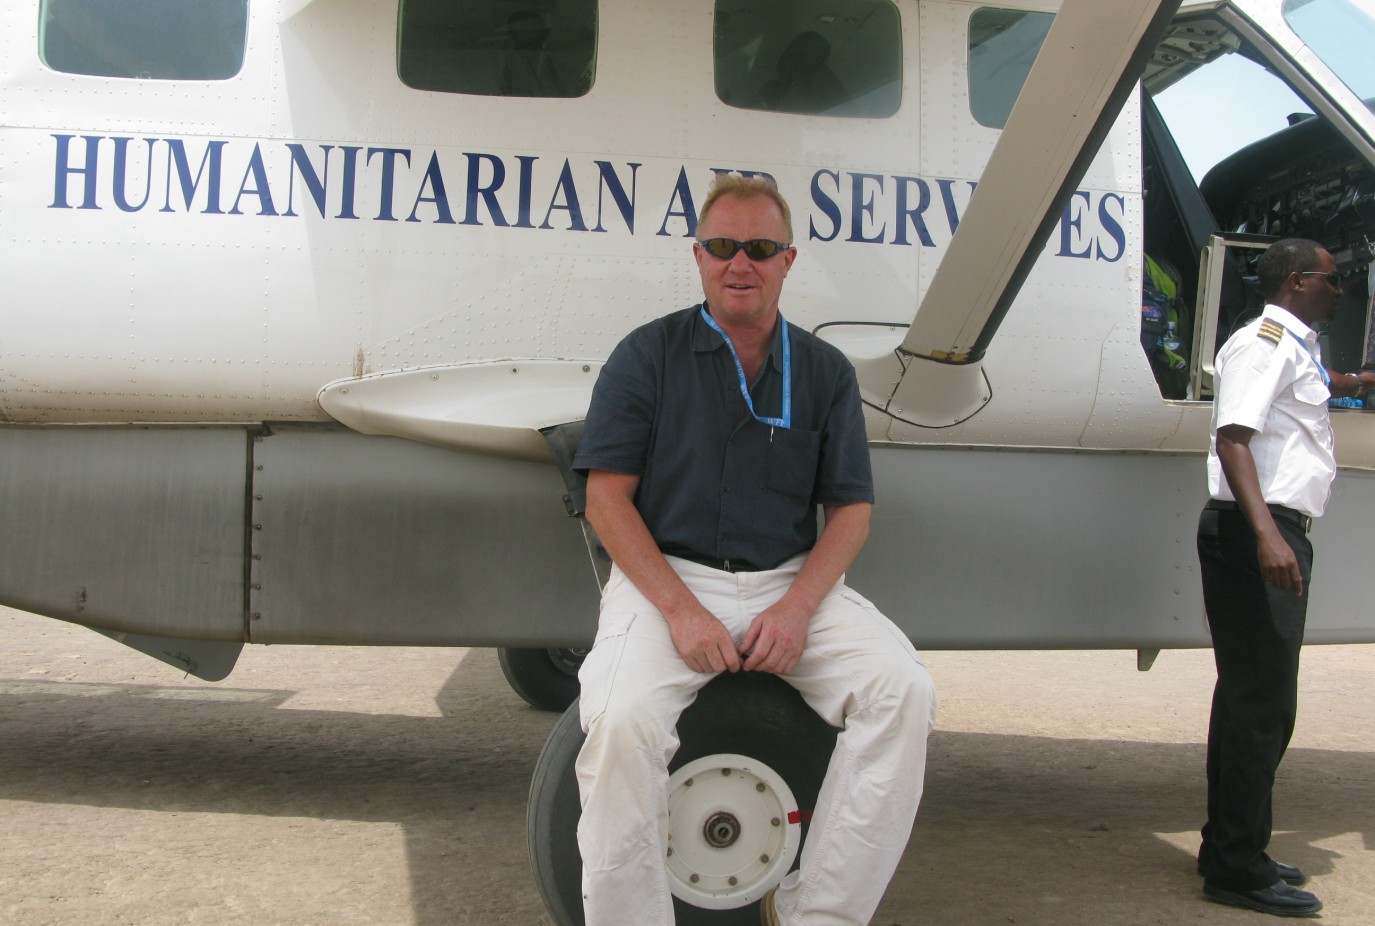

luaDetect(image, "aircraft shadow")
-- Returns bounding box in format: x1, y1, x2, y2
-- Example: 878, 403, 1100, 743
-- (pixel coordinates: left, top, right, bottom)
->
894, 728, 1373, 924
1, 650, 1372, 925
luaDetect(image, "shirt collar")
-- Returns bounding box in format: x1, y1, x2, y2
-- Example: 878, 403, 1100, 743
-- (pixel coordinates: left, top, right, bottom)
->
693, 302, 787, 373
1262, 304, 1318, 344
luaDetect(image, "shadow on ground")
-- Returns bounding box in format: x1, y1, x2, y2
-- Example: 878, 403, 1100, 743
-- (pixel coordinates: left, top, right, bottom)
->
2, 648, 1371, 925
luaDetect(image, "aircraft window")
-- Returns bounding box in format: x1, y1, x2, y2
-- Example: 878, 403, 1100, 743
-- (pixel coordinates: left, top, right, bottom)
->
38, 0, 248, 81
968, 8, 1053, 129
397, 0, 596, 98
712, 0, 901, 118
1282, 0, 1375, 109
1155, 53, 1312, 187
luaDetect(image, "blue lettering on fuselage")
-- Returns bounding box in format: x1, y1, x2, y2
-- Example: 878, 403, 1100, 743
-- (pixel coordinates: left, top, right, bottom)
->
162, 138, 227, 214
283, 143, 332, 218
47, 134, 1127, 262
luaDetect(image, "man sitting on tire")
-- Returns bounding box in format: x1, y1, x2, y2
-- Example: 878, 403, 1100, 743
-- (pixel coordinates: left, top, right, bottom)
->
572, 172, 937, 926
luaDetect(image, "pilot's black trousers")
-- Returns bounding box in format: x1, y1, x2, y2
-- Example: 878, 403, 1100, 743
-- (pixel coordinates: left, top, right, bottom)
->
1195, 505, 1312, 891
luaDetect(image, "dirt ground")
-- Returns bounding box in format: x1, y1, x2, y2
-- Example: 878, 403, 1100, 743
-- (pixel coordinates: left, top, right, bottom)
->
2, 604, 1374, 926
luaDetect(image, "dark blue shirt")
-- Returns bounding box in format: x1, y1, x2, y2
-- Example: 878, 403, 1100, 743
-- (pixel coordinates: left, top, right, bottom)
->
573, 304, 874, 570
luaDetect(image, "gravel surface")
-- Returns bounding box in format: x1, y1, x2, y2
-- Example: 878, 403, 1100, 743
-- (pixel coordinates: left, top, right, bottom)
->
3, 605, 1374, 925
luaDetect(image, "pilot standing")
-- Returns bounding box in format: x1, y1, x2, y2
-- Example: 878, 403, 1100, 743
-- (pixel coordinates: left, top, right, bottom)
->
570, 173, 936, 926
1196, 237, 1370, 917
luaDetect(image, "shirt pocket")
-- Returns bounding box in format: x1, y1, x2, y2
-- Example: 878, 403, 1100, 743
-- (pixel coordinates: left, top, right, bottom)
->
1294, 379, 1331, 408
761, 427, 821, 501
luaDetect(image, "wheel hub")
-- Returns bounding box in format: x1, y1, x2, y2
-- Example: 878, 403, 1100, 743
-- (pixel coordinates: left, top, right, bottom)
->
665, 753, 801, 910
545, 647, 587, 676
702, 811, 741, 848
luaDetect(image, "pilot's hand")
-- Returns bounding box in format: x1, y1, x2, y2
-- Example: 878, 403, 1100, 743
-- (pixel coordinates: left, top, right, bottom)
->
668, 606, 741, 674
1257, 529, 1304, 596
741, 602, 810, 675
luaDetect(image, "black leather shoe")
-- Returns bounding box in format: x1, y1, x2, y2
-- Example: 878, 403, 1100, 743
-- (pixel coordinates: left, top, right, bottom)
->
1274, 861, 1308, 887
1203, 881, 1323, 917
1197, 860, 1308, 886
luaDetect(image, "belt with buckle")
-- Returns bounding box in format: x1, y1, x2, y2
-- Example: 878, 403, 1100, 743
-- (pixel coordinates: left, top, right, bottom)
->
1205, 499, 1313, 533
671, 552, 765, 573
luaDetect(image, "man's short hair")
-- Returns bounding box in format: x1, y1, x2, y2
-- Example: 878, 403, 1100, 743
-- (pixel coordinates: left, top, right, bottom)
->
1257, 238, 1327, 300
698, 173, 794, 243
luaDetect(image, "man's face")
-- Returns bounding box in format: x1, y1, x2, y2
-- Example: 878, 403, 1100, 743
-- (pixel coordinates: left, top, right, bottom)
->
694, 194, 796, 329
1292, 248, 1343, 326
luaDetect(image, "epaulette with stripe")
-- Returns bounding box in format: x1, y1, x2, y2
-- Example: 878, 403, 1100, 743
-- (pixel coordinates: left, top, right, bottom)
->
1258, 319, 1284, 346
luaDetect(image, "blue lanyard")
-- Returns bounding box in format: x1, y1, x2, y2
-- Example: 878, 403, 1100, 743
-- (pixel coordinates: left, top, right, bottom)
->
1284, 328, 1331, 387
699, 305, 792, 429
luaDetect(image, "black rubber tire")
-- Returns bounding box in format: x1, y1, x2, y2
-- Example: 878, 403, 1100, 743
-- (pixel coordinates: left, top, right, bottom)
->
498, 647, 585, 712
527, 671, 839, 926
528, 698, 589, 926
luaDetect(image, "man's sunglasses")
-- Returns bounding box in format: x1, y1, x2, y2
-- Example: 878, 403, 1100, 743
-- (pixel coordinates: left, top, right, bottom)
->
1298, 270, 1341, 286
696, 238, 793, 261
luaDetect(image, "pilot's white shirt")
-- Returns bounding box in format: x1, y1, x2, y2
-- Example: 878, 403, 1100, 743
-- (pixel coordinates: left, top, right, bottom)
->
1207, 304, 1336, 518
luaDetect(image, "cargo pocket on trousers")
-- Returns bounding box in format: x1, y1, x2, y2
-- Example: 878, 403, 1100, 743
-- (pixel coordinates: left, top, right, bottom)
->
577, 611, 638, 730
841, 590, 924, 664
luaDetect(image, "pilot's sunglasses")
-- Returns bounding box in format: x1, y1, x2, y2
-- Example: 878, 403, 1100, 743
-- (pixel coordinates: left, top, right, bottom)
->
696, 237, 793, 261
1299, 270, 1342, 286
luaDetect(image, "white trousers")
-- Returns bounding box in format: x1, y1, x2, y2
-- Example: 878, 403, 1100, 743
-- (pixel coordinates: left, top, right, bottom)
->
575, 555, 936, 926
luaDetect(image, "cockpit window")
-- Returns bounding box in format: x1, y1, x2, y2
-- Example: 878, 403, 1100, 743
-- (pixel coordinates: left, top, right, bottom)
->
39, 0, 248, 80
1282, 0, 1375, 108
713, 0, 902, 118
1154, 49, 1314, 184
968, 8, 1054, 129
398, 0, 596, 98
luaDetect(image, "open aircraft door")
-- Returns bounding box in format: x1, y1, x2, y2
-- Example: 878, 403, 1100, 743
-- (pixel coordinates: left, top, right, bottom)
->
1188, 230, 1375, 464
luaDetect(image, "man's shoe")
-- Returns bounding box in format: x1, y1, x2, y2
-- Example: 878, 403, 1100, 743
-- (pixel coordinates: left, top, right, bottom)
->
1274, 861, 1308, 887
760, 887, 781, 926
1203, 880, 1323, 917
1197, 861, 1308, 886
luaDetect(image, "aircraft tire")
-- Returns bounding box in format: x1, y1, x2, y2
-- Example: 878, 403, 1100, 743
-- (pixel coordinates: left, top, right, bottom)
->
527, 671, 839, 925
498, 646, 585, 712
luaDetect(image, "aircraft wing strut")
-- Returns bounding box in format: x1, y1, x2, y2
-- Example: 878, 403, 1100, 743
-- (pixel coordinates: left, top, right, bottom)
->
846, 0, 1182, 428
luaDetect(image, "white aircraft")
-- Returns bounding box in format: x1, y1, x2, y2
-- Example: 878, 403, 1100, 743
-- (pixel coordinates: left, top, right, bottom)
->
4, 0, 1375, 920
